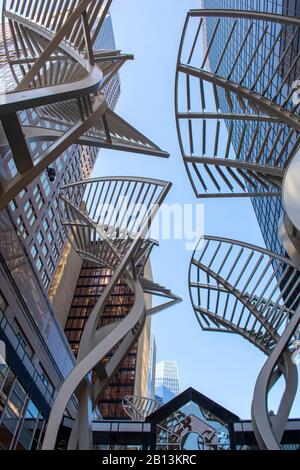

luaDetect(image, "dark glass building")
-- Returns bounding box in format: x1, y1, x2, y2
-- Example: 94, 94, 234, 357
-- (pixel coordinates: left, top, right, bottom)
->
64, 254, 152, 420
65, 261, 137, 420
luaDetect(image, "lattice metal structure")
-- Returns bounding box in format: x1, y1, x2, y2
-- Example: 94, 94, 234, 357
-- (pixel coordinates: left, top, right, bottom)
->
122, 395, 184, 450
122, 395, 161, 421
189, 235, 300, 449
0, 0, 169, 209
175, 9, 300, 197
42, 177, 181, 450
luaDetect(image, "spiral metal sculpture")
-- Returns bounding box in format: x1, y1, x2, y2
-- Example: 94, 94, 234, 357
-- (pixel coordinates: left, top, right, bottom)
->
189, 235, 300, 449
122, 395, 161, 421
175, 9, 300, 198
41, 177, 181, 449
176, 8, 300, 449
0, 0, 169, 209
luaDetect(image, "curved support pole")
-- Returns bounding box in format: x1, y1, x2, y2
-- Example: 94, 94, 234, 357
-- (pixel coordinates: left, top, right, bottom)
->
271, 353, 298, 444
251, 305, 300, 449
42, 276, 145, 450
279, 214, 300, 271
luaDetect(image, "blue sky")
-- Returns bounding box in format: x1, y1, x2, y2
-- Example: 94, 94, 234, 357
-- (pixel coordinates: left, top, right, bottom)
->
92, 0, 300, 418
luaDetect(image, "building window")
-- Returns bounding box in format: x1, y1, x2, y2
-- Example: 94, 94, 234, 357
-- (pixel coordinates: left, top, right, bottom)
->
47, 257, 55, 275
13, 319, 34, 359
41, 271, 50, 289
38, 365, 54, 397
30, 142, 37, 152
16, 216, 28, 240
33, 185, 44, 210
8, 159, 17, 177
18, 189, 27, 199
36, 231, 44, 245
30, 244, 38, 260
42, 219, 49, 233
53, 198, 58, 210
47, 231, 54, 245
52, 245, 59, 261
36, 258, 43, 272
0, 290, 8, 312
48, 208, 54, 221
24, 199, 37, 227
52, 220, 58, 233
56, 157, 62, 173
41, 172, 51, 197
57, 234, 63, 248
9, 200, 17, 212
42, 244, 49, 258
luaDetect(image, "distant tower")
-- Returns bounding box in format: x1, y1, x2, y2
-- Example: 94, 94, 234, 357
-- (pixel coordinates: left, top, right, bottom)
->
148, 334, 156, 399
155, 361, 180, 403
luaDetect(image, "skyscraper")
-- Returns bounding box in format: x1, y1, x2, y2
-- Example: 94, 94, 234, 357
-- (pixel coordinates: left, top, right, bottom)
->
64, 261, 140, 420
148, 333, 156, 399
155, 361, 180, 404
93, 11, 121, 111
201, 0, 300, 257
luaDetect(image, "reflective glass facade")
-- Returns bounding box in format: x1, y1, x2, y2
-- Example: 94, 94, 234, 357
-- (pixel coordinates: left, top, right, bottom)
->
147, 334, 156, 399
155, 361, 180, 404
0, 364, 45, 450
0, 13, 120, 292
93, 12, 121, 111
65, 261, 138, 420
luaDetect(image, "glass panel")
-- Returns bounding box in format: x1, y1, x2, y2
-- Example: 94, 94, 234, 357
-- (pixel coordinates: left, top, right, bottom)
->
8, 381, 26, 418
2, 405, 19, 436
1, 369, 15, 400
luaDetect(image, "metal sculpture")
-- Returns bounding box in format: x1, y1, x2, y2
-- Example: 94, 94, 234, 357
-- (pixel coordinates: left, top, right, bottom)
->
122, 395, 161, 421
175, 9, 300, 197
176, 8, 300, 450
189, 235, 300, 449
280, 147, 300, 271
42, 177, 181, 449
0, 0, 169, 209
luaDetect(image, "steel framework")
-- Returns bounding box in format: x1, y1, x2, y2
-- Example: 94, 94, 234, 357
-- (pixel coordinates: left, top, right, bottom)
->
0, 0, 169, 209
41, 177, 181, 450
122, 395, 161, 421
189, 235, 300, 449
176, 8, 300, 450
175, 9, 300, 198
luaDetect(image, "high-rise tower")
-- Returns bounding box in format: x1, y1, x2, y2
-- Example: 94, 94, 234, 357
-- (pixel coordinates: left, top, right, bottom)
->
155, 361, 180, 404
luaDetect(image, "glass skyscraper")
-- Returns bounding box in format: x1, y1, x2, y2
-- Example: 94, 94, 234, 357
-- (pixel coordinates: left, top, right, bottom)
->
201, 0, 300, 257
155, 361, 180, 404
147, 333, 156, 399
